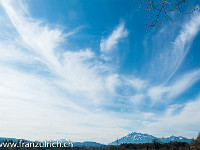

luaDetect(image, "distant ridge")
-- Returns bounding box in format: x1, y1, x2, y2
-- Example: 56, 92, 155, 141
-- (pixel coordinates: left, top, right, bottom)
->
110, 132, 192, 145
0, 137, 28, 143
0, 138, 104, 147
0, 132, 192, 147
73, 141, 105, 147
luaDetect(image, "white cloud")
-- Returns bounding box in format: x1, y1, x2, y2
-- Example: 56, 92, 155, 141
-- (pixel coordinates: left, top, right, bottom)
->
105, 74, 120, 95
140, 96, 200, 138
148, 69, 200, 103
100, 22, 128, 53
65, 25, 86, 38
167, 12, 200, 81
125, 76, 147, 90
0, 0, 63, 71
149, 11, 200, 82
130, 94, 145, 105
0, 0, 107, 105
0, 0, 134, 143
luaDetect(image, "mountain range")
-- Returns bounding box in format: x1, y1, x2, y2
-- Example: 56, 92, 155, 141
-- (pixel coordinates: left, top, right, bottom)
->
0, 132, 192, 147
110, 132, 192, 145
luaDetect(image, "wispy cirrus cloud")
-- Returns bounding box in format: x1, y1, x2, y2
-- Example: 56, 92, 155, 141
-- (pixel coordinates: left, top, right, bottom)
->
0, 0, 139, 143
148, 11, 200, 83
100, 22, 128, 53
130, 94, 145, 105
0, 0, 131, 143
140, 95, 200, 138
124, 76, 147, 90
0, 0, 108, 105
148, 69, 200, 103
167, 12, 200, 82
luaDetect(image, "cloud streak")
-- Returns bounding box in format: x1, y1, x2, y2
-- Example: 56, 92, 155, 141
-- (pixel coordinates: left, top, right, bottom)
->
0, 0, 135, 143
140, 96, 200, 138
100, 22, 128, 53
148, 69, 200, 103
0, 0, 110, 142
148, 11, 200, 83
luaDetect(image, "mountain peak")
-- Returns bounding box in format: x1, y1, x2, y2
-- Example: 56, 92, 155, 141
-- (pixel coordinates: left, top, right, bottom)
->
110, 132, 191, 145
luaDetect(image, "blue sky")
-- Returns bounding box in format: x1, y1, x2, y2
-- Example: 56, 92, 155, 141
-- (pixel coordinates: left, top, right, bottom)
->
0, 0, 200, 144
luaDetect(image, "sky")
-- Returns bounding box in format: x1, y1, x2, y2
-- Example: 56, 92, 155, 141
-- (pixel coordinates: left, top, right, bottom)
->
0, 0, 200, 144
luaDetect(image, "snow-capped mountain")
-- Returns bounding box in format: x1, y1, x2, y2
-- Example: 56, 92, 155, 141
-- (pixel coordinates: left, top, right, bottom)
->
110, 132, 192, 145
159, 135, 191, 143
0, 132, 192, 147
110, 132, 156, 145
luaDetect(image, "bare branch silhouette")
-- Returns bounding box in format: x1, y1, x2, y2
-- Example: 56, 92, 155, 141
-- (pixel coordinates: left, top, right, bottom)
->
138, 0, 200, 30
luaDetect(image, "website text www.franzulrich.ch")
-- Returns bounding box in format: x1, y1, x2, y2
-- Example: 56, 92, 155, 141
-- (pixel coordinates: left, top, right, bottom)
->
0, 140, 73, 148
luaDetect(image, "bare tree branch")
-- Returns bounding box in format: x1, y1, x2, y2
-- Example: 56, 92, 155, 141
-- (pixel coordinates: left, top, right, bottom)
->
138, 0, 200, 31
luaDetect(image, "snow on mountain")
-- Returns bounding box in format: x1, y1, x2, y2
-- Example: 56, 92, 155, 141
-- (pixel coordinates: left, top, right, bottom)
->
110, 132, 156, 145
159, 135, 191, 143
110, 132, 192, 145
0, 132, 192, 147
